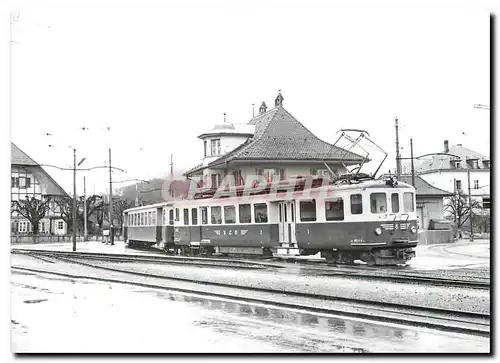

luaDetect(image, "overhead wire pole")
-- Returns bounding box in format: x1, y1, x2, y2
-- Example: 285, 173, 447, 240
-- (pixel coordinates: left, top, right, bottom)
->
395, 117, 402, 177
410, 138, 415, 187
84, 176, 87, 241
468, 168, 474, 242
73, 149, 77, 251
109, 148, 114, 245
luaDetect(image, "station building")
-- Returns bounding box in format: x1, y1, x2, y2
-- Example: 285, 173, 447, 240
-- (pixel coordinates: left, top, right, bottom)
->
11, 143, 68, 235
184, 92, 365, 186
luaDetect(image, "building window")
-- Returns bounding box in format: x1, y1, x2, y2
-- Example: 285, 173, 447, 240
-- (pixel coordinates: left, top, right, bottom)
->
300, 200, 316, 222
350, 194, 363, 215
39, 221, 45, 233
18, 221, 27, 233
58, 221, 64, 230
204, 140, 207, 157
211, 174, 221, 188
211, 139, 221, 156
370, 193, 387, 214
183, 209, 189, 225
224, 206, 236, 224
232, 170, 243, 186
474, 180, 479, 189
455, 180, 462, 192
239, 204, 251, 223
403, 192, 415, 212
192, 208, 198, 225
11, 177, 19, 188
483, 198, 490, 209
254, 203, 268, 223
325, 198, 344, 221
391, 193, 400, 213
262, 169, 283, 182
453, 160, 461, 169
211, 206, 222, 224
201, 207, 208, 224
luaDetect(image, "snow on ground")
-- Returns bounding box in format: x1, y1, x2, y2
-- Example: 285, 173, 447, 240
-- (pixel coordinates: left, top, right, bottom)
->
11, 269, 489, 353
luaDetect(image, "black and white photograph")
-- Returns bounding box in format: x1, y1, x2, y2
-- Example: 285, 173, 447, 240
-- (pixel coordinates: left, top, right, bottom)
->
7, 0, 493, 355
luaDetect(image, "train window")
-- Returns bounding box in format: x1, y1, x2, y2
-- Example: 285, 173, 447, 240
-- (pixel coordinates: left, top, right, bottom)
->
325, 198, 344, 221
224, 206, 236, 224
140, 213, 143, 226
211, 206, 222, 224
175, 208, 179, 222
162, 210, 166, 226
169, 209, 174, 225
192, 208, 198, 225
391, 193, 400, 213
183, 209, 189, 225
403, 192, 415, 212
239, 204, 251, 223
201, 207, 208, 225
152, 212, 157, 226
254, 203, 268, 223
370, 193, 387, 214
350, 194, 363, 215
148, 212, 152, 226
300, 200, 316, 222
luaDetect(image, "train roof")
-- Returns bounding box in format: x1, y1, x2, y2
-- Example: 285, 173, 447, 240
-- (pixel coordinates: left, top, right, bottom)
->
124, 201, 173, 213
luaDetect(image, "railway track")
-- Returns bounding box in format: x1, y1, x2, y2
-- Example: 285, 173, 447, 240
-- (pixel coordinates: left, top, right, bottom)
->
11, 248, 490, 289
11, 257, 490, 338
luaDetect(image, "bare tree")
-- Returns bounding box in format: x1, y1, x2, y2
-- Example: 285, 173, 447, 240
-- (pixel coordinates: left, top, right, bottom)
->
51, 194, 105, 234
113, 199, 135, 228
444, 191, 480, 228
11, 196, 51, 235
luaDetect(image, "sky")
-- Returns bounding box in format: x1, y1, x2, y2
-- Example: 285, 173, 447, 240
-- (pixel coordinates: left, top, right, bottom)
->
8, 0, 492, 196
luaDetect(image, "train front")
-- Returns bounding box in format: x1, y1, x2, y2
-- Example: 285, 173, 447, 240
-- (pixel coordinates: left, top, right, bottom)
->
358, 176, 419, 265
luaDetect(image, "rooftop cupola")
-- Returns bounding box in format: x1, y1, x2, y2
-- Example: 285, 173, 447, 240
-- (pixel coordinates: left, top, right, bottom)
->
259, 102, 267, 115
275, 90, 284, 107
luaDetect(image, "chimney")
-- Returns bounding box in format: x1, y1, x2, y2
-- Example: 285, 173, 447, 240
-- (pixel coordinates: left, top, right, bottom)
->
444, 140, 449, 153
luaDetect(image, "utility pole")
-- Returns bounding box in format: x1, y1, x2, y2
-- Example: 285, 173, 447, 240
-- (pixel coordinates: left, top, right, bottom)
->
72, 148, 77, 252
170, 153, 174, 179
109, 148, 114, 245
395, 117, 401, 177
410, 138, 415, 187
468, 168, 474, 242
83, 176, 87, 241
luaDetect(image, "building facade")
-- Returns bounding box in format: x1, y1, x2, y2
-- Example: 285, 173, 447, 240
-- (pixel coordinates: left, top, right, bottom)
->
11, 143, 69, 235
415, 141, 490, 213
184, 93, 365, 186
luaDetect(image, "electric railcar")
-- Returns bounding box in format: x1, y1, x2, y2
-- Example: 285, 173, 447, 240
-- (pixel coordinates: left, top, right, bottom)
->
123, 176, 418, 265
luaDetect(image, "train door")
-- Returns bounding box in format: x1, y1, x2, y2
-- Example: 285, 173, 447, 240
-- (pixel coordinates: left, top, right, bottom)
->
286, 201, 297, 245
278, 202, 288, 243
190, 207, 201, 242
156, 208, 163, 244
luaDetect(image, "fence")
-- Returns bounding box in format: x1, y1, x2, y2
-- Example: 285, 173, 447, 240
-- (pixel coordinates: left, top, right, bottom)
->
11, 235, 124, 244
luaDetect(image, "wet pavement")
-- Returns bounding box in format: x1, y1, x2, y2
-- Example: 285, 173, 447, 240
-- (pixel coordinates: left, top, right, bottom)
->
11, 268, 489, 353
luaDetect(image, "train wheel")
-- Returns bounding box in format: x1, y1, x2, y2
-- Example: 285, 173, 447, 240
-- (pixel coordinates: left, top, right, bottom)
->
204, 247, 214, 256
320, 250, 337, 263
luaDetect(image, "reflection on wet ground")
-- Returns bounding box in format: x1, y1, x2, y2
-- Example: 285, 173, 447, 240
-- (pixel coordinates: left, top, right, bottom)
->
131, 288, 439, 353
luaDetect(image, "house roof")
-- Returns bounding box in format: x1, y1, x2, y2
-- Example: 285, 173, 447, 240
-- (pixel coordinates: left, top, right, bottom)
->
11, 143, 38, 166
414, 143, 490, 172
381, 174, 452, 197
197, 123, 255, 139
11, 142, 69, 197
207, 106, 364, 167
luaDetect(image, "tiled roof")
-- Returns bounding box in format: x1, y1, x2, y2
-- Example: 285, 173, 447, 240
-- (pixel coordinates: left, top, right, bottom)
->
183, 162, 205, 176
382, 174, 452, 197
11, 143, 38, 166
414, 144, 489, 172
208, 106, 364, 167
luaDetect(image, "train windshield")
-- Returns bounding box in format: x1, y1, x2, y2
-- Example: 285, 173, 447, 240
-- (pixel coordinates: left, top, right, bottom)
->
370, 193, 387, 214
403, 192, 415, 212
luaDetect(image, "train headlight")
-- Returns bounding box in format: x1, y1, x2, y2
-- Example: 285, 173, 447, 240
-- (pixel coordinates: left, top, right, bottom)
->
374, 227, 382, 236
410, 226, 417, 234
